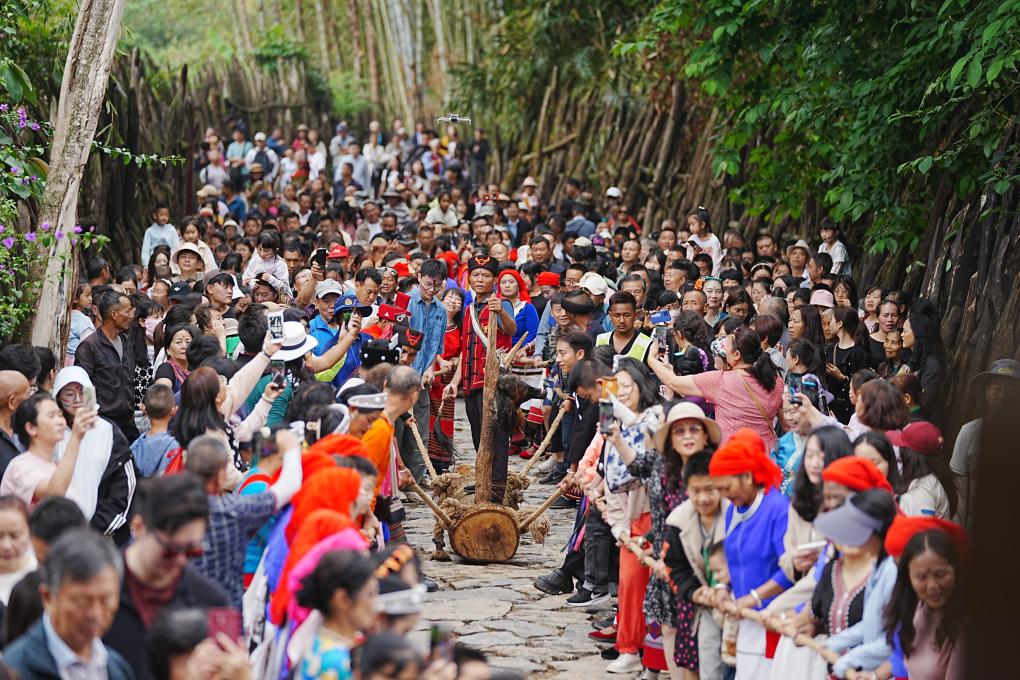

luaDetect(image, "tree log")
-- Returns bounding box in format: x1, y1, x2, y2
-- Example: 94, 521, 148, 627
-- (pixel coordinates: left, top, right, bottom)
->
473, 311, 500, 504
30, 0, 126, 354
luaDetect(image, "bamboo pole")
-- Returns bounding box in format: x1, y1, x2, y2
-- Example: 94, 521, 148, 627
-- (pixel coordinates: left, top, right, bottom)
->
406, 479, 454, 528
520, 406, 568, 475
501, 334, 528, 368
520, 488, 563, 531
407, 414, 440, 480
474, 312, 500, 503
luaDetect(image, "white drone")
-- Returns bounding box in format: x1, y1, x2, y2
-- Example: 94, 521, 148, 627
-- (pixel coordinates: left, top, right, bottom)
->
436, 113, 472, 125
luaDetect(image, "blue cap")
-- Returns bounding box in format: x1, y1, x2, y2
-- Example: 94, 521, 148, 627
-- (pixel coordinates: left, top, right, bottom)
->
333, 293, 373, 317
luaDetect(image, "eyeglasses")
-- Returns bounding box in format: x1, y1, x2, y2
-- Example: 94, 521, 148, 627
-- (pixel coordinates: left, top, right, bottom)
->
419, 278, 443, 292
153, 531, 205, 559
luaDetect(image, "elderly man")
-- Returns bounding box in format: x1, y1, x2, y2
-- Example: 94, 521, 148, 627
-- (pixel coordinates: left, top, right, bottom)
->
4, 529, 134, 680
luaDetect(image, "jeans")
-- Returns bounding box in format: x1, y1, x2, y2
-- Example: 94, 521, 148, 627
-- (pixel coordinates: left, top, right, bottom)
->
698, 609, 725, 680
582, 509, 613, 593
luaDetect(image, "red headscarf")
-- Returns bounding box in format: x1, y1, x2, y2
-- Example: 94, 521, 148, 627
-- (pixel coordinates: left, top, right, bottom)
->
536, 271, 561, 287
497, 269, 531, 303
708, 429, 782, 490
270, 509, 354, 624
884, 515, 967, 560
822, 456, 894, 494
286, 467, 362, 543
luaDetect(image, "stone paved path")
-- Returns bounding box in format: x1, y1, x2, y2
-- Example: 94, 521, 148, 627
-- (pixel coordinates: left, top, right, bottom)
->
403, 399, 618, 678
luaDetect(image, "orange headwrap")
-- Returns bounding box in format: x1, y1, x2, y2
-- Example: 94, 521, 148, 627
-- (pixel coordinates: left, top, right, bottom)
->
270, 509, 353, 624
286, 467, 362, 543
884, 515, 967, 561
708, 429, 782, 490
305, 433, 369, 461
822, 456, 894, 494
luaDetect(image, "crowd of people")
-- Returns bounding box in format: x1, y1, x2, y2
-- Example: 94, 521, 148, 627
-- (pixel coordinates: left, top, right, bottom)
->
0, 115, 1000, 679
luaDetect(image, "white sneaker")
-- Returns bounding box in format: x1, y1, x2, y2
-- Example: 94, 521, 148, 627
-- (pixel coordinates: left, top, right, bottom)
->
640, 670, 659, 680
606, 653, 643, 674
536, 456, 557, 475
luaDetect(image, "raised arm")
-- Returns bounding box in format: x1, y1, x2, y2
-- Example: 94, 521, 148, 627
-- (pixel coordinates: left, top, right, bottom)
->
646, 351, 701, 396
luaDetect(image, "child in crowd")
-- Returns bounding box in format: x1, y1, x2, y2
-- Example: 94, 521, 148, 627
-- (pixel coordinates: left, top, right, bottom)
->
140, 203, 179, 266
129, 384, 179, 477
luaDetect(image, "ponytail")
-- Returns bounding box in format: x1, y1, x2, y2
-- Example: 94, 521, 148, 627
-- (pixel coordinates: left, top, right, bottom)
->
688, 206, 712, 233
732, 326, 778, 391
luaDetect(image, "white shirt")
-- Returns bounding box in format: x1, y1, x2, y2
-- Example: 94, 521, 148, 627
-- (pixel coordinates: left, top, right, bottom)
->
818, 240, 851, 276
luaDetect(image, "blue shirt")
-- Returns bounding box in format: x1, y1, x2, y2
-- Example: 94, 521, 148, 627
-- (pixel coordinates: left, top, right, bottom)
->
511, 301, 540, 347
408, 288, 447, 374
309, 314, 340, 356
723, 489, 793, 607
130, 430, 179, 478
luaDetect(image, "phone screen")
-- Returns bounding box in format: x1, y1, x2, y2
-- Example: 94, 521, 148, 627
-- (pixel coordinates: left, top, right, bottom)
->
313, 248, 328, 268
267, 311, 284, 341
82, 385, 96, 413
430, 625, 455, 662
598, 399, 615, 435
271, 359, 287, 387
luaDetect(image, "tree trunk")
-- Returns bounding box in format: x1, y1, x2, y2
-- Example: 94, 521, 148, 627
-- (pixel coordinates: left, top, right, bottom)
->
30, 0, 126, 354
363, 3, 381, 106
346, 0, 363, 80
312, 0, 330, 74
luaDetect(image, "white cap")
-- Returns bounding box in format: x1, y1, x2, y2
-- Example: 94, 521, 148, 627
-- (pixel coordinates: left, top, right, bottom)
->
579, 271, 608, 297
573, 236, 593, 247
605, 186, 623, 199
254, 131, 267, 142
315, 279, 344, 299
522, 176, 537, 188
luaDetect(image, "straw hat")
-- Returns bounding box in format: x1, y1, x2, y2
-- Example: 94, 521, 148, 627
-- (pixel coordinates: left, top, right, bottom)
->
653, 402, 721, 452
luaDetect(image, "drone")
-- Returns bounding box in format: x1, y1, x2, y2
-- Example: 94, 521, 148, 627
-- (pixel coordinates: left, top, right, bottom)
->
436, 113, 472, 125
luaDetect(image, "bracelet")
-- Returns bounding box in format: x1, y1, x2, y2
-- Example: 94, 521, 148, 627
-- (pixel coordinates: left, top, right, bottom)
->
750, 588, 763, 607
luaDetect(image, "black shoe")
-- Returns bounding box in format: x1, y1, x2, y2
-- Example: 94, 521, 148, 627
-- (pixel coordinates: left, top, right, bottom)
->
566, 587, 610, 607
422, 578, 439, 592
550, 495, 578, 509
601, 646, 620, 660
591, 614, 617, 630
533, 569, 574, 595
540, 468, 567, 485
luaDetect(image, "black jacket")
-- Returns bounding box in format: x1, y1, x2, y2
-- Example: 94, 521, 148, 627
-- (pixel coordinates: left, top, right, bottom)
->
5, 618, 135, 680
92, 420, 139, 546
0, 426, 21, 482
104, 563, 228, 680
74, 329, 136, 420
565, 398, 598, 467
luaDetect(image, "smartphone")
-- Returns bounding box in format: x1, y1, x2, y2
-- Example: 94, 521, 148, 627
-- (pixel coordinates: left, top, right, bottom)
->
271, 359, 287, 388
267, 310, 284, 342
599, 377, 618, 399
313, 248, 328, 269
207, 607, 241, 641
82, 385, 96, 413
650, 309, 673, 326
598, 399, 615, 435
653, 325, 670, 355
800, 376, 820, 409
430, 624, 455, 662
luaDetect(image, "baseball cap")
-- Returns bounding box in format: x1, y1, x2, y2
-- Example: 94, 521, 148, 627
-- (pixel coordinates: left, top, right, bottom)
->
168, 280, 192, 302
327, 244, 349, 259
578, 271, 608, 297
605, 186, 623, 199
254, 131, 267, 142
885, 421, 943, 456
315, 280, 344, 299
522, 176, 537, 188
334, 293, 373, 317
814, 492, 887, 547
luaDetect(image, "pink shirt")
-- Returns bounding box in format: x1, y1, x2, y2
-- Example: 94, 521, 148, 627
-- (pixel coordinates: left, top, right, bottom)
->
692, 369, 783, 450
0, 453, 79, 510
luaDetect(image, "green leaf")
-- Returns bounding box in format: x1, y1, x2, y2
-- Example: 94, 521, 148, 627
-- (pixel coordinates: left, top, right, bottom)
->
966, 56, 983, 88
1, 65, 23, 102
918, 156, 933, 174
986, 57, 1004, 84
981, 19, 1002, 46
949, 54, 969, 85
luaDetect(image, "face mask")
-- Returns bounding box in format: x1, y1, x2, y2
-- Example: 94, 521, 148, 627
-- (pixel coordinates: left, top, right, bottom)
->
144, 316, 163, 342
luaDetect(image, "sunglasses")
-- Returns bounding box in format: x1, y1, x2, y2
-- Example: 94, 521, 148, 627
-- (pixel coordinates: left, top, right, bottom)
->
153, 531, 205, 560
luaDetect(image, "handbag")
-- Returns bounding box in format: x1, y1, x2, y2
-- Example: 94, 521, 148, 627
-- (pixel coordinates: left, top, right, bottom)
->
740, 372, 773, 429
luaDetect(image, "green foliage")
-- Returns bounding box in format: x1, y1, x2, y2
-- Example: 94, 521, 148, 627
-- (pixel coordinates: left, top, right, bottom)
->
617, 0, 1020, 254
325, 71, 372, 122
121, 0, 233, 67
252, 27, 308, 71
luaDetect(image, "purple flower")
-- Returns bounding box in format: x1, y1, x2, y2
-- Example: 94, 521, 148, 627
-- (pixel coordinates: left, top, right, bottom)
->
71, 237, 79, 246
17, 108, 26, 129
0, 104, 7, 112
24, 232, 36, 242
72, 225, 83, 234
2, 237, 14, 250
9, 166, 17, 174
29, 123, 40, 131
55, 230, 64, 240
20, 178, 29, 186
0, 226, 5, 234
40, 222, 50, 231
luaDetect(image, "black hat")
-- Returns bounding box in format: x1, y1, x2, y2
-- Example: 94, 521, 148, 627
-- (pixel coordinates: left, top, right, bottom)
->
467, 255, 498, 276
361, 339, 400, 368
168, 280, 192, 302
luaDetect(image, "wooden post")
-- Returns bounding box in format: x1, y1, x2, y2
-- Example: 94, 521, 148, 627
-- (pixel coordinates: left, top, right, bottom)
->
474, 312, 499, 503
29, 0, 126, 354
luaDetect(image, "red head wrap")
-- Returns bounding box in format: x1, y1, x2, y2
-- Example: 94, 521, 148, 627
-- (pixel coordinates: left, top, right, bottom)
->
536, 271, 561, 287
822, 456, 894, 494
708, 429, 783, 490
497, 269, 531, 302
287, 467, 362, 543
884, 515, 967, 560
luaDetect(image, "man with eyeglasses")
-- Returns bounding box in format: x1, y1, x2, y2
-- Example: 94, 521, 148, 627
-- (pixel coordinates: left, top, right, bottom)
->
105, 474, 228, 680
400, 259, 449, 482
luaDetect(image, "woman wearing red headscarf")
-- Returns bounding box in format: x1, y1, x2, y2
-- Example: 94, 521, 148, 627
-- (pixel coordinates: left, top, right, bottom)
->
708, 429, 791, 679
428, 287, 465, 473
497, 268, 544, 457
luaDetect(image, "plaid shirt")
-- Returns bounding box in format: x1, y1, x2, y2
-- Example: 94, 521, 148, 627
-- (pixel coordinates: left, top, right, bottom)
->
193, 492, 276, 609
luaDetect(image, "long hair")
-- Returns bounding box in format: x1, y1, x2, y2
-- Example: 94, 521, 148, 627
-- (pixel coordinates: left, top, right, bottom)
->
174, 367, 228, 447
127, 296, 159, 371
793, 303, 827, 349
900, 443, 959, 518
787, 338, 825, 376
613, 357, 660, 411
852, 431, 905, 493
442, 286, 466, 328
791, 425, 853, 522
905, 307, 944, 375
884, 530, 964, 656
732, 326, 778, 391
